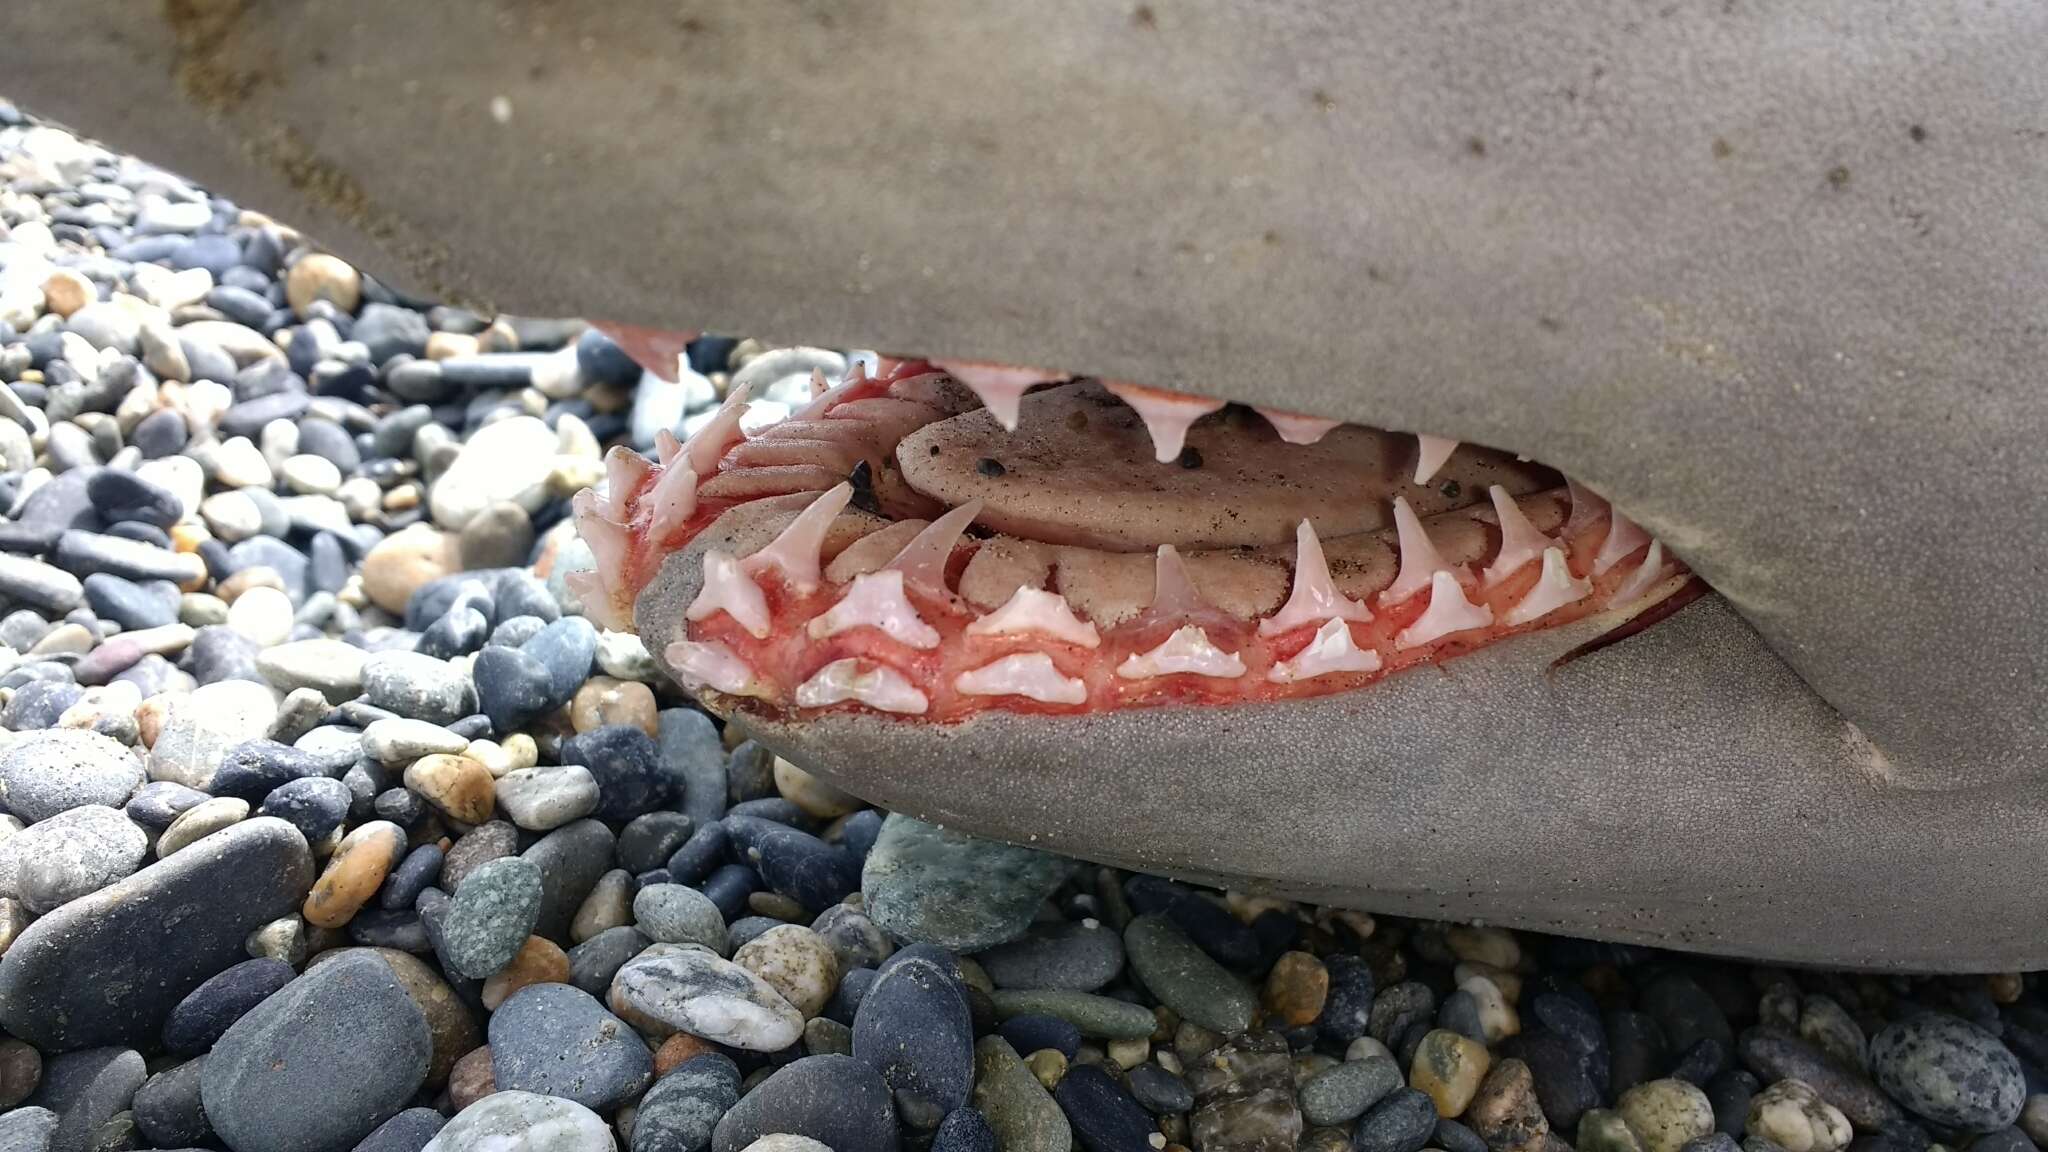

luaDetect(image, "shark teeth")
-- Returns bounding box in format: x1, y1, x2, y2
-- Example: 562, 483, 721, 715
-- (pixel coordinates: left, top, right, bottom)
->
562, 569, 628, 631
1562, 477, 1611, 540
808, 569, 943, 649
742, 482, 854, 595
665, 639, 772, 698
1117, 625, 1246, 680
571, 489, 629, 576
1260, 520, 1374, 637
646, 463, 699, 541
792, 362, 867, 421
602, 446, 653, 520
795, 658, 929, 714
1593, 511, 1652, 575
1504, 547, 1592, 625
1481, 486, 1555, 587
936, 360, 1059, 431
686, 549, 773, 639
1378, 496, 1462, 607
964, 586, 1102, 648
1103, 381, 1227, 463
1267, 618, 1384, 683
1414, 435, 1459, 484
679, 382, 753, 475
885, 500, 983, 598
1395, 571, 1494, 650
1253, 408, 1342, 445
955, 652, 1089, 704
1612, 540, 1671, 604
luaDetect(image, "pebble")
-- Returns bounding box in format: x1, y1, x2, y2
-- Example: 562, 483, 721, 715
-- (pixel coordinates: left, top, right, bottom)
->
1300, 1049, 1406, 1127
635, 1053, 743, 1152
1054, 1062, 1157, 1152
161, 956, 296, 1055
1124, 913, 1255, 1034
990, 989, 1160, 1041
422, 1091, 615, 1152
498, 765, 603, 830
1869, 1013, 2025, 1133
1185, 1030, 1301, 1152
710, 1054, 900, 1152
156, 794, 249, 856
489, 982, 653, 1111
724, 814, 860, 913
202, 949, 434, 1152
364, 649, 478, 723
304, 819, 407, 928
0, 728, 142, 822
855, 948, 975, 1118
1466, 1058, 1550, 1152
1618, 1079, 1718, 1152
255, 636, 370, 700
523, 817, 616, 941
1263, 951, 1331, 1027
975, 920, 1125, 992
405, 753, 496, 824
569, 926, 651, 998
444, 856, 545, 978
147, 678, 277, 790
863, 815, 1075, 950
1747, 1079, 1852, 1152
480, 934, 574, 1011
363, 717, 471, 762
611, 943, 805, 1051
1412, 1028, 1492, 1118
1353, 1088, 1440, 1152
636, 883, 731, 952
430, 416, 561, 528
975, 1037, 1072, 1152
1738, 1028, 1908, 1133
4, 802, 148, 913
356, 1108, 448, 1152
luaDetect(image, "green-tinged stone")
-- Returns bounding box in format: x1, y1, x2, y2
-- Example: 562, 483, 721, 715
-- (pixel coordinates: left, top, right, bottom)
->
988, 989, 1159, 1040
973, 1036, 1072, 1152
862, 815, 1076, 951
1123, 914, 1255, 1034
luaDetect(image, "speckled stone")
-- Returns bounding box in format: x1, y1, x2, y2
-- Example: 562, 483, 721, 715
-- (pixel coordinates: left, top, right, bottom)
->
1746, 1079, 1851, 1152
489, 982, 653, 1111
1869, 1013, 2025, 1134
973, 1037, 1071, 1152
1467, 1058, 1550, 1152
611, 943, 805, 1051
421, 1091, 615, 1152
862, 815, 1075, 952
444, 857, 545, 979
734, 924, 841, 1019
1124, 913, 1255, 1034
1617, 1079, 1717, 1152
1411, 1029, 1492, 1118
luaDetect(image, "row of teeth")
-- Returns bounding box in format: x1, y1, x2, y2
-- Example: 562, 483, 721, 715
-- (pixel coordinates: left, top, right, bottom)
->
941, 362, 1460, 483
641, 479, 1667, 715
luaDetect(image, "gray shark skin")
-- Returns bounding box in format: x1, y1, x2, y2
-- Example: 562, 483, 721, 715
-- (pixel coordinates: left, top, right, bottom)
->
7, 1, 2043, 966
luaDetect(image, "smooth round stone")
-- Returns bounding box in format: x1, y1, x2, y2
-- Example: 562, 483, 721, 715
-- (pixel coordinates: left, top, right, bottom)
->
0, 1038, 39, 1110
84, 573, 182, 630
277, 451, 341, 495
612, 942, 805, 1051
570, 676, 659, 737
520, 616, 599, 701
668, 823, 731, 888
1498, 1029, 1600, 1132
1052, 1063, 1155, 1152
635, 883, 730, 952
1411, 1028, 1492, 1119
723, 815, 859, 914
405, 754, 495, 824
457, 502, 535, 571
1264, 951, 1332, 1027
975, 921, 1124, 993
973, 1036, 1070, 1152
562, 724, 675, 821
812, 904, 893, 972
147, 678, 278, 791
0, 728, 143, 823
619, 812, 696, 876
202, 949, 433, 1152
1465, 1059, 1550, 1152
361, 523, 457, 614
473, 645, 556, 733
5, 803, 148, 914
84, 468, 181, 528
1746, 1079, 1851, 1152
443, 820, 520, 891
568, 925, 652, 999
1301, 1051, 1406, 1127
1737, 1029, 1906, 1134
258, 775, 353, 842
863, 815, 1074, 951
573, 869, 637, 942
286, 253, 362, 318
1870, 1013, 2025, 1133
1122, 1062, 1192, 1116
356, 1108, 448, 1152
256, 636, 369, 701
161, 956, 296, 1055
712, 1054, 898, 1152
444, 856, 544, 978
635, 1052, 742, 1152
1123, 914, 1255, 1034
1619, 1080, 1718, 1152
422, 1091, 614, 1152
156, 795, 249, 857
429, 417, 560, 529
418, 605, 489, 659
1353, 1088, 1439, 1152
488, 982, 653, 1111
745, 1138, 834, 1152
133, 1056, 213, 1149
988, 990, 1158, 1041
770, 757, 863, 820
479, 935, 573, 1011
854, 949, 973, 1118
33, 1046, 147, 1152
734, 924, 840, 1019
363, 717, 470, 763
496, 765, 601, 831
363, 650, 477, 725
0, 817, 314, 1050
303, 820, 407, 929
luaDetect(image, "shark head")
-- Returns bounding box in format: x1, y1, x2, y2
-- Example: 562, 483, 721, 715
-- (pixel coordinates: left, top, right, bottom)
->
11, 0, 2043, 967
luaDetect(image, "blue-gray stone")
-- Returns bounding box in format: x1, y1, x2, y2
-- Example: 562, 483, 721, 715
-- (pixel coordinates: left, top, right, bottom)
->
863, 815, 1076, 952
162, 957, 296, 1055
489, 982, 653, 1111
975, 921, 1125, 992
442, 856, 543, 979
855, 950, 975, 1117
633, 1053, 740, 1152
663, 708, 727, 828
711, 1054, 900, 1152
1870, 1013, 2026, 1133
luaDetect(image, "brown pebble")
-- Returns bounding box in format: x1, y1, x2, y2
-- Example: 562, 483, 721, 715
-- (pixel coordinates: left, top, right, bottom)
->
569, 676, 659, 737
442, 821, 521, 892
404, 754, 496, 825
302, 821, 406, 928
1468, 1058, 1549, 1152
772, 758, 863, 819
216, 566, 287, 604
654, 1033, 721, 1076
0, 1037, 40, 1108
1988, 972, 2024, 1004
361, 523, 456, 614
135, 693, 181, 749
480, 936, 571, 1010
1411, 1028, 1491, 1118
1261, 951, 1330, 1027
448, 1044, 496, 1111
748, 891, 808, 922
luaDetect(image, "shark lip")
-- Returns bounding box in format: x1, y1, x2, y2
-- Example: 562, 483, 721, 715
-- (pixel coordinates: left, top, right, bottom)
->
575, 357, 1694, 723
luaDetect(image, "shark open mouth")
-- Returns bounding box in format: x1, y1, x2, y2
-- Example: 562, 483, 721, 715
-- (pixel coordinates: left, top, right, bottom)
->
570, 358, 1689, 722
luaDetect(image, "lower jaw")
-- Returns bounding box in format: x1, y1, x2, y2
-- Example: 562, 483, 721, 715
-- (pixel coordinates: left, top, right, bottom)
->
573, 361, 1688, 726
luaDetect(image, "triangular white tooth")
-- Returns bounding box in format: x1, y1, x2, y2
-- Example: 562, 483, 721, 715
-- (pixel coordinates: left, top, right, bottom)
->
1267, 618, 1384, 683
1394, 571, 1495, 650
808, 367, 830, 401
885, 499, 982, 597
654, 428, 683, 467
646, 465, 699, 541
955, 652, 1089, 705
1612, 540, 1670, 605
685, 550, 773, 639
1593, 512, 1652, 575
1562, 477, 1611, 541
603, 446, 654, 520
1260, 520, 1374, 637
807, 569, 943, 649
664, 639, 773, 698
1103, 381, 1226, 463
563, 569, 629, 631
1378, 496, 1460, 607
1254, 408, 1342, 445
1504, 547, 1592, 626
936, 360, 1058, 431
964, 586, 1102, 648
1116, 625, 1246, 680
1481, 486, 1555, 587
793, 362, 867, 421
571, 489, 630, 577
742, 482, 854, 595
682, 382, 753, 475
1414, 435, 1459, 484
794, 658, 929, 714
1146, 544, 1218, 619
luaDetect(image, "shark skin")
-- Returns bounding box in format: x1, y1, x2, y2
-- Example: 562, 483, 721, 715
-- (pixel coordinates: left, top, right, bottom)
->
9, 0, 2045, 965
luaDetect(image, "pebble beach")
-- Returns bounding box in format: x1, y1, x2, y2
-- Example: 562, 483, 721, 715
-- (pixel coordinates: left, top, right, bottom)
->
0, 100, 2043, 1152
